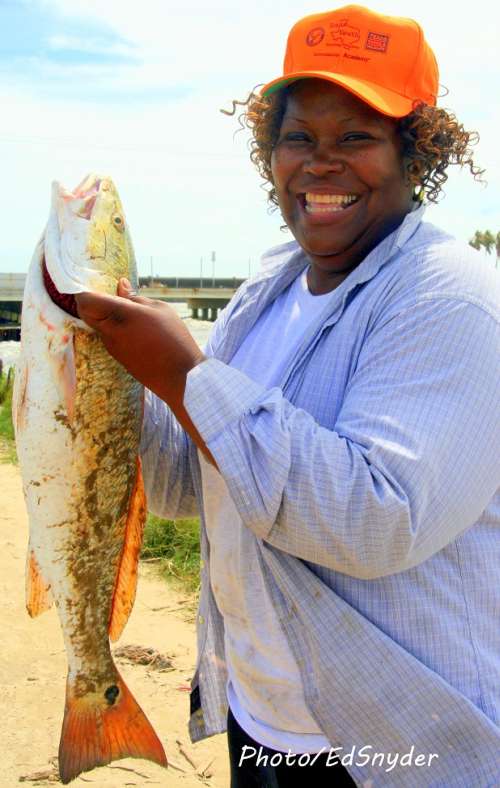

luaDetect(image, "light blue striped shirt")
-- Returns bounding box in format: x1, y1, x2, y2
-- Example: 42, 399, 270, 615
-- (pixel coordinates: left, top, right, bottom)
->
141, 206, 500, 786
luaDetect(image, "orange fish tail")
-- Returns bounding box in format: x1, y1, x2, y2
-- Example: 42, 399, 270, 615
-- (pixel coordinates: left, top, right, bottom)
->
58, 670, 167, 784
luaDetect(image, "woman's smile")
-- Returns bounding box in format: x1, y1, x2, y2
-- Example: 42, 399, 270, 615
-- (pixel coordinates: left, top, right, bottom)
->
298, 191, 361, 222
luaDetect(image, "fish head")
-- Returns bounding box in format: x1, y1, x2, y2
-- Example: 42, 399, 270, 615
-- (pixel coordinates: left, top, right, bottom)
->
44, 174, 138, 301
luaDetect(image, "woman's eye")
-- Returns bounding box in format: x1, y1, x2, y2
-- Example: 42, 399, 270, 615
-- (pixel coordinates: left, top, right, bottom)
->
343, 132, 372, 142
280, 132, 311, 143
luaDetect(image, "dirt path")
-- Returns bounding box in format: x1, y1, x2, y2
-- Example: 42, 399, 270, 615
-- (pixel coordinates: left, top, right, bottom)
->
0, 459, 230, 787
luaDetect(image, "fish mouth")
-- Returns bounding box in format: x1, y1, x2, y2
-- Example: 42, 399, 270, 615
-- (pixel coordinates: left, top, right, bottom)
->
42, 256, 79, 318
62, 175, 103, 221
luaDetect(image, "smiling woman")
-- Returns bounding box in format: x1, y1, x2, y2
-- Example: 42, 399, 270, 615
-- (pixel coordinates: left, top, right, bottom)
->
228, 23, 482, 298
270, 80, 416, 292
74, 5, 500, 787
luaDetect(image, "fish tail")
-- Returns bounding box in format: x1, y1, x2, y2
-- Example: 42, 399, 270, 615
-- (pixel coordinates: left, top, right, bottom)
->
58, 670, 167, 784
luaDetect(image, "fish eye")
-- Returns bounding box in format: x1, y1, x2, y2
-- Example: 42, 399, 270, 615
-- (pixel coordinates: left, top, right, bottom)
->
112, 214, 125, 233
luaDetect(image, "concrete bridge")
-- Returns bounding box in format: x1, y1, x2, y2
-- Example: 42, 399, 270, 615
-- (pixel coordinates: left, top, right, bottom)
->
0, 273, 245, 339
0, 274, 25, 340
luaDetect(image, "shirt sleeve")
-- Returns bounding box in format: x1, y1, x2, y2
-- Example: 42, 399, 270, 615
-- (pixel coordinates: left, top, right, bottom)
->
183, 296, 500, 579
140, 387, 199, 520
138, 299, 234, 520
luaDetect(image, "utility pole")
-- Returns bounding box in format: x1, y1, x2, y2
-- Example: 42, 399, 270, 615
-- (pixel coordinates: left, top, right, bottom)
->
211, 251, 216, 287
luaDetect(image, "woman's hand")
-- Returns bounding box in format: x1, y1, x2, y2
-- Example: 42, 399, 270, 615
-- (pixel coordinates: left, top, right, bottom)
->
75, 279, 216, 466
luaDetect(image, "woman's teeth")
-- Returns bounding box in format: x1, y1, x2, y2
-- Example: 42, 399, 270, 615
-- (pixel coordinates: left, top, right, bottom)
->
304, 193, 358, 213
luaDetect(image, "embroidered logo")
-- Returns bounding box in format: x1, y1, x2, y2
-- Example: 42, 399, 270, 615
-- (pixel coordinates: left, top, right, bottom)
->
365, 31, 389, 53
306, 27, 325, 46
329, 19, 360, 49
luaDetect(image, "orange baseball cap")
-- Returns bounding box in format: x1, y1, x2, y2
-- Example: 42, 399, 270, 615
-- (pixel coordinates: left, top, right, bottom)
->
260, 5, 438, 117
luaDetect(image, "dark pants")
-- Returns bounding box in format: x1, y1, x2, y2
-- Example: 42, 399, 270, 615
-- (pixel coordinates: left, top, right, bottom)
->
227, 708, 356, 787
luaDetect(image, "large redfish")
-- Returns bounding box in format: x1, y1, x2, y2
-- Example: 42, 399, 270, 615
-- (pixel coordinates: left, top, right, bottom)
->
13, 174, 167, 783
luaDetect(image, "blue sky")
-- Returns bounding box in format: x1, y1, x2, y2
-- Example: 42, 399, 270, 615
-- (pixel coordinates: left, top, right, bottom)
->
1, 0, 498, 278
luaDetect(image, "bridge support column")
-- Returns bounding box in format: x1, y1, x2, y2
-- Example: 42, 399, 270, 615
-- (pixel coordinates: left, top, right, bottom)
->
187, 297, 231, 321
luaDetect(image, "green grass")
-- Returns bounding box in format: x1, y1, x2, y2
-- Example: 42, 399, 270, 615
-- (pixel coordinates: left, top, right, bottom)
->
141, 513, 200, 593
0, 369, 17, 463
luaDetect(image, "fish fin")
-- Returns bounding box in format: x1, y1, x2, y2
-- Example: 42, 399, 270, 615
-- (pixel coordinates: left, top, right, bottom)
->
12, 361, 29, 434
49, 333, 77, 424
108, 457, 147, 642
59, 336, 77, 423
26, 549, 53, 617
58, 668, 167, 784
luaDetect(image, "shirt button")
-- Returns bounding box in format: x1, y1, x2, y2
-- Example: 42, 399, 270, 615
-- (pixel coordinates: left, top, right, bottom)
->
198, 615, 204, 625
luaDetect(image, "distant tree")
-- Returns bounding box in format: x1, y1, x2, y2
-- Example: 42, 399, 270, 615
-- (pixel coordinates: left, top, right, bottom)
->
468, 229, 500, 267
482, 230, 496, 256
468, 230, 483, 251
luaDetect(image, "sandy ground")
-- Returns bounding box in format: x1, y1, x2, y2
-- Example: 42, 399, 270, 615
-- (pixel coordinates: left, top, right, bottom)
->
0, 456, 230, 788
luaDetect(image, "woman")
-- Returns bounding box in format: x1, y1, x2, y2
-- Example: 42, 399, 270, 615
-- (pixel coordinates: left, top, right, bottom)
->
76, 6, 500, 786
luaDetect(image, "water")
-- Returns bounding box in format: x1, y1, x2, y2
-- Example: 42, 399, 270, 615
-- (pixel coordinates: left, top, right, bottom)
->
0, 341, 21, 372
0, 303, 213, 371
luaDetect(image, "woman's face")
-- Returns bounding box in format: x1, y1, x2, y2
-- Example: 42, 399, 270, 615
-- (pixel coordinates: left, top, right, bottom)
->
271, 79, 414, 293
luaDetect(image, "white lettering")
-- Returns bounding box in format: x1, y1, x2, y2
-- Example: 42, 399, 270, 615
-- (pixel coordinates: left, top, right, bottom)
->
310, 747, 327, 766
269, 752, 282, 767
384, 752, 399, 772
341, 746, 356, 766
356, 745, 372, 767
326, 747, 343, 766
400, 745, 415, 767
371, 752, 385, 767
298, 753, 311, 766
238, 745, 256, 766
255, 747, 268, 767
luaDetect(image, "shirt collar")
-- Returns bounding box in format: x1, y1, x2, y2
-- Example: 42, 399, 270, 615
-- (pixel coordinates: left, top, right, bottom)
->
258, 204, 426, 291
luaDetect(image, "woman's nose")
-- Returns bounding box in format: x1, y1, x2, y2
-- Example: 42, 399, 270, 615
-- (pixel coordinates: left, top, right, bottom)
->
303, 145, 346, 176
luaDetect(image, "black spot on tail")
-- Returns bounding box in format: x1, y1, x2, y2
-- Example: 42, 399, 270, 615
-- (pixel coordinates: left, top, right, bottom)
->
104, 684, 120, 705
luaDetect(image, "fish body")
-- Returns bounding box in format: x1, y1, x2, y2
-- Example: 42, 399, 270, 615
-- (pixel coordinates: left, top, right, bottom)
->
13, 175, 167, 783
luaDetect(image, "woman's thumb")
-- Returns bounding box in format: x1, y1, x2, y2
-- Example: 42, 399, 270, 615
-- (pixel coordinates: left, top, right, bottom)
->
74, 290, 123, 327
117, 277, 154, 306
117, 278, 136, 298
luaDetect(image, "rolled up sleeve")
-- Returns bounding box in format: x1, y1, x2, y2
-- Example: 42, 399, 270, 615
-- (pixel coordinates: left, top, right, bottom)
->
184, 297, 500, 579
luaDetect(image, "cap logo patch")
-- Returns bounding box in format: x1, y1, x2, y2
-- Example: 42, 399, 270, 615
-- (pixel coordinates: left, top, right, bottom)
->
306, 27, 325, 46
365, 32, 389, 52
329, 19, 360, 49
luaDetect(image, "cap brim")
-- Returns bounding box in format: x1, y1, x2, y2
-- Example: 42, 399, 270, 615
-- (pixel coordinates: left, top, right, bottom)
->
261, 71, 414, 118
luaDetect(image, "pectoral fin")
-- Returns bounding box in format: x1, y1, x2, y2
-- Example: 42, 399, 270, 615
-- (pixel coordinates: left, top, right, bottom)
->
26, 548, 53, 617
108, 458, 147, 641
12, 362, 29, 435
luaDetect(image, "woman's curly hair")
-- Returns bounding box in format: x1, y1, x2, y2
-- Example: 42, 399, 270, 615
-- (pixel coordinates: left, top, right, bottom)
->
223, 84, 484, 206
